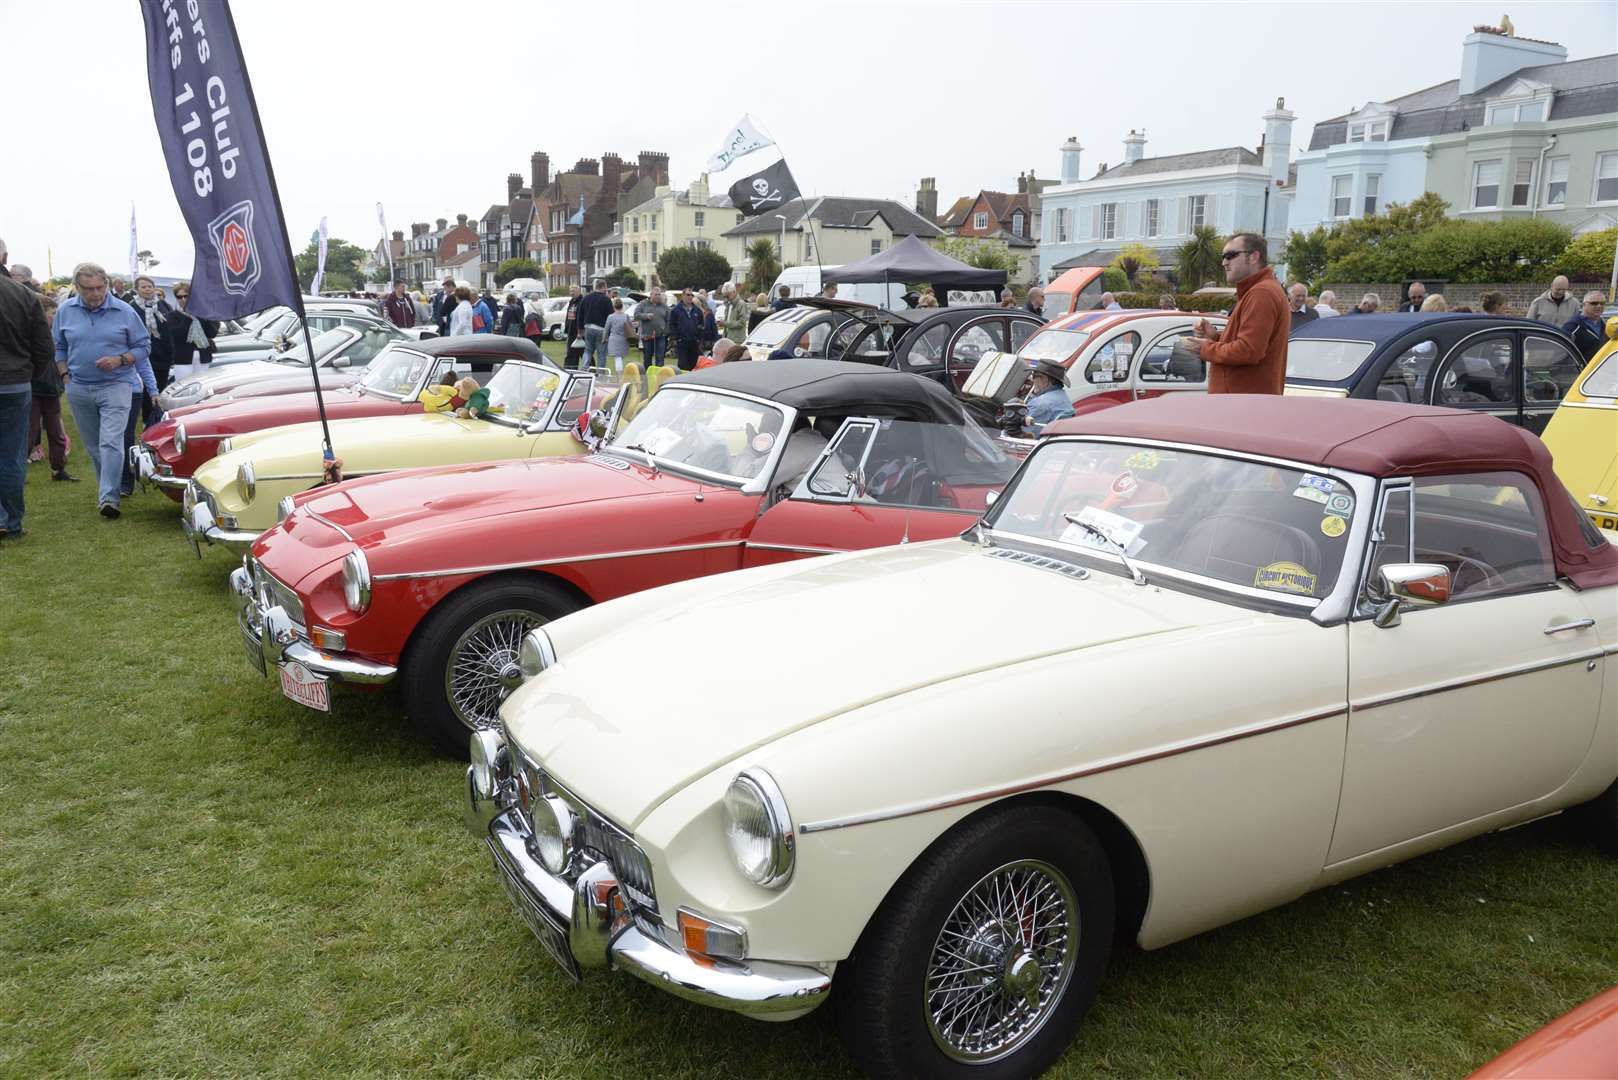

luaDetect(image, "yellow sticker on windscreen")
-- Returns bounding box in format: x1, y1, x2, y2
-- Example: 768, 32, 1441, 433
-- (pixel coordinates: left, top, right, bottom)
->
1320, 515, 1347, 538
1254, 561, 1318, 595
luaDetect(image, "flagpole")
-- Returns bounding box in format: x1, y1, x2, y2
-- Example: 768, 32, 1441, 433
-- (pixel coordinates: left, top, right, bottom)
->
218, 0, 336, 475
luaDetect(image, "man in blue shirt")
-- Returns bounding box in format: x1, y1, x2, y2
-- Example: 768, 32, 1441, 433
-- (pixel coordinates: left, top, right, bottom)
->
53, 262, 152, 518
1022, 360, 1075, 435
1562, 292, 1608, 362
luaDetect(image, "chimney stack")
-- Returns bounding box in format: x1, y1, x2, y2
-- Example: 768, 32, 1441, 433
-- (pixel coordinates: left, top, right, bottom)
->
1059, 137, 1083, 184
391, 230, 404, 240
1261, 97, 1296, 188
531, 151, 550, 193
507, 173, 523, 201
435, 218, 447, 231
1123, 129, 1146, 164
574, 157, 599, 176
915, 177, 938, 220
456, 213, 468, 226
1459, 27, 1566, 94
638, 151, 670, 185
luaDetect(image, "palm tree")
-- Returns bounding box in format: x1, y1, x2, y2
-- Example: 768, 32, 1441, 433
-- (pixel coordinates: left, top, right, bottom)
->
1175, 226, 1224, 291
743, 238, 781, 296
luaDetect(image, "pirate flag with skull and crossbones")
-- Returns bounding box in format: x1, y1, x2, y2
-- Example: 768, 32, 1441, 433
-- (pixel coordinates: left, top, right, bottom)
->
728, 159, 801, 217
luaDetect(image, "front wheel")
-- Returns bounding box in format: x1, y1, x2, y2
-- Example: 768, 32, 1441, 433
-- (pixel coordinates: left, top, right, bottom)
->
1577, 777, 1618, 855
401, 576, 584, 756
836, 804, 1114, 1079
550, 324, 565, 341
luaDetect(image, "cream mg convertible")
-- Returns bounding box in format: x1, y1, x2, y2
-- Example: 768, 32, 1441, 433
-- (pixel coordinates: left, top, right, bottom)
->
181, 357, 608, 553
465, 395, 1618, 1079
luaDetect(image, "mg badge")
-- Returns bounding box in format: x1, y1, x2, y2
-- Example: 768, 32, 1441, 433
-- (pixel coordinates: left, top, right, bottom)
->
208, 200, 262, 295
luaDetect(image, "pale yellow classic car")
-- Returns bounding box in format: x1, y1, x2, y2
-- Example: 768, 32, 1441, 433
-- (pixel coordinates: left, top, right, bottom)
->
1543, 316, 1618, 532
182, 358, 604, 552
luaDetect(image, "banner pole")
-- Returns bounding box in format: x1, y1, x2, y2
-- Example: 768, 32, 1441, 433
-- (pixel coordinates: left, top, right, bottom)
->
217, 0, 336, 472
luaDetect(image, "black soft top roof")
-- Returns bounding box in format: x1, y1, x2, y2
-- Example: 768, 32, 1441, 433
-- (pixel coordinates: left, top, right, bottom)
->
407, 336, 549, 363
671, 358, 966, 423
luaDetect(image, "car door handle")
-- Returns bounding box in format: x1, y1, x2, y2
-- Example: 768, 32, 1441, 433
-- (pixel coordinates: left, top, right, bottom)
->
1544, 619, 1596, 635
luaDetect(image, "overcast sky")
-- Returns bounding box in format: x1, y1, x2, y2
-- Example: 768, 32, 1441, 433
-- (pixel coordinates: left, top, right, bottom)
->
2, 0, 1613, 279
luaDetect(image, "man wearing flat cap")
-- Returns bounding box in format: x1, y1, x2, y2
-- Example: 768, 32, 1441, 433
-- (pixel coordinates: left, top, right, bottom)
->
1022, 360, 1075, 435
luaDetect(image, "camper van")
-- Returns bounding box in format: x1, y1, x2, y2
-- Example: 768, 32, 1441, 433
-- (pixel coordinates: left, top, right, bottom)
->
769, 266, 908, 310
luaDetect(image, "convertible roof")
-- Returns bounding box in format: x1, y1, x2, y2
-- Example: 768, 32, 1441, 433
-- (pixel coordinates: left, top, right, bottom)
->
1290, 312, 1553, 346
1045, 395, 1618, 590
672, 358, 966, 424
407, 336, 548, 363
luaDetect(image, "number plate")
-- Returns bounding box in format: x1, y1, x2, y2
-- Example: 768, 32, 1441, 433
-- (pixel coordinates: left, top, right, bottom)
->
243, 630, 266, 677
493, 849, 581, 981
277, 660, 330, 712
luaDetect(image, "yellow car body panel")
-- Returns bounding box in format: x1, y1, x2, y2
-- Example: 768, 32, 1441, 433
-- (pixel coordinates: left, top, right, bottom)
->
194, 410, 584, 532
1542, 321, 1618, 532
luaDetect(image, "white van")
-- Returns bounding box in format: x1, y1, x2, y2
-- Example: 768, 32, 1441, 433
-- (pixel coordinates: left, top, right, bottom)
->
769, 266, 907, 310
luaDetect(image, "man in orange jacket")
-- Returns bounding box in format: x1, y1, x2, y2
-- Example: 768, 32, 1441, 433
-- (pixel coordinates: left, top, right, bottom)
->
1193, 232, 1289, 394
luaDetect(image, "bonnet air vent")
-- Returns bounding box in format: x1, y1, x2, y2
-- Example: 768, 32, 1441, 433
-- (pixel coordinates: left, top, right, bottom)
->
984, 546, 1090, 580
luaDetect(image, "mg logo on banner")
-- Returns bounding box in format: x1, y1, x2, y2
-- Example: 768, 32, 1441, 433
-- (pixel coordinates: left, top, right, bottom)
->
207, 201, 262, 295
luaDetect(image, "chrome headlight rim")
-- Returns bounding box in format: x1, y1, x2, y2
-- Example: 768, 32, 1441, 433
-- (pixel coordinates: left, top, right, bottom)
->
723, 768, 795, 888
276, 495, 295, 525
218, 437, 234, 455
531, 793, 576, 874
237, 461, 256, 502
469, 729, 508, 804
341, 548, 371, 614
517, 626, 556, 678
174, 424, 188, 454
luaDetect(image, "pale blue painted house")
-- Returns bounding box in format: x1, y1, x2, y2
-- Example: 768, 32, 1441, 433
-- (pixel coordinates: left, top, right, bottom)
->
1038, 101, 1296, 285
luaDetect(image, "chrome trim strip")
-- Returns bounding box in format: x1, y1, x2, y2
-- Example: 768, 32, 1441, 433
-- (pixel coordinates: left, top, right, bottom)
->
373, 539, 746, 581
745, 542, 846, 555
303, 508, 355, 542
1544, 619, 1597, 635
1351, 649, 1605, 712
1557, 399, 1618, 410
797, 705, 1346, 834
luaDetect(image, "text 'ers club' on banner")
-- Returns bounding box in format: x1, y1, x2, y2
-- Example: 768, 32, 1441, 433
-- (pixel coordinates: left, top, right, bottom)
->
138, 0, 301, 322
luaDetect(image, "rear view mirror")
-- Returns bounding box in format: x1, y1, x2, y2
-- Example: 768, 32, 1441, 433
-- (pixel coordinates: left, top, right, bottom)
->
1371, 562, 1451, 628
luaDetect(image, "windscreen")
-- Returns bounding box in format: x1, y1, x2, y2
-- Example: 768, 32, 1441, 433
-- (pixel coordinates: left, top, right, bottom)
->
356, 347, 432, 397
746, 309, 816, 348
609, 387, 788, 481
482, 363, 563, 425
1580, 350, 1618, 398
1019, 328, 1090, 365
988, 440, 1359, 604
1286, 339, 1377, 383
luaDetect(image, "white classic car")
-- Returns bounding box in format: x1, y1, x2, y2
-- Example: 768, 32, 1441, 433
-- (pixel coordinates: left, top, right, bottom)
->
465, 395, 1618, 1078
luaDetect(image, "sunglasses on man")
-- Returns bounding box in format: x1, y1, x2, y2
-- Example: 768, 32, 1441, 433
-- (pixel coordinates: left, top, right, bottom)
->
1220, 249, 1251, 262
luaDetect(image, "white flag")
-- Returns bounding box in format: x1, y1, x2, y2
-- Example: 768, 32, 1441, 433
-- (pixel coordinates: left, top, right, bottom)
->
376, 202, 393, 278
128, 203, 139, 283
706, 115, 773, 174
312, 216, 329, 295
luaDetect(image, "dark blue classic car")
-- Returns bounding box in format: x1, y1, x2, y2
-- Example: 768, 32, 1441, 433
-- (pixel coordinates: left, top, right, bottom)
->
1286, 313, 1586, 435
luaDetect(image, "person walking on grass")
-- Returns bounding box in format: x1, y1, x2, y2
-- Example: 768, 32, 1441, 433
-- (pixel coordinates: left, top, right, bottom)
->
1191, 232, 1288, 395
1563, 292, 1609, 362
604, 298, 630, 375
721, 282, 748, 343
382, 279, 417, 329
53, 262, 151, 520
28, 291, 75, 483
0, 236, 58, 540
577, 278, 613, 370
448, 286, 475, 336
1527, 275, 1576, 325
670, 288, 704, 371
635, 286, 669, 368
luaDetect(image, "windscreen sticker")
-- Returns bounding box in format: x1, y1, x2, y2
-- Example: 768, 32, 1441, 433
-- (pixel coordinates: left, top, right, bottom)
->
1059, 505, 1148, 556
1326, 492, 1354, 516
1320, 515, 1347, 538
638, 427, 682, 456
1110, 471, 1137, 497
1292, 485, 1329, 505
1124, 449, 1164, 471
750, 432, 775, 453
1254, 561, 1318, 595
1298, 473, 1335, 493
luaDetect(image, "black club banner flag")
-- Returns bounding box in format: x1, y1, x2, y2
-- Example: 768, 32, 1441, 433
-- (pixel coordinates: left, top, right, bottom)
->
138, 0, 302, 321
729, 159, 800, 217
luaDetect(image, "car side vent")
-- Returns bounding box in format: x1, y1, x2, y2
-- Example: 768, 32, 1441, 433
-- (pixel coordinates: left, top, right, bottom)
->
984, 547, 1090, 580
587, 455, 631, 472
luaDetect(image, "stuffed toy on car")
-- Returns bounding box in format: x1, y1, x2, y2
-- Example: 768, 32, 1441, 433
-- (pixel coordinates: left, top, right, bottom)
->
450, 377, 493, 419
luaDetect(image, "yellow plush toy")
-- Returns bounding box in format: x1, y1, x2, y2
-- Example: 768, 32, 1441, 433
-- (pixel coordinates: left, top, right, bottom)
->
417, 381, 457, 412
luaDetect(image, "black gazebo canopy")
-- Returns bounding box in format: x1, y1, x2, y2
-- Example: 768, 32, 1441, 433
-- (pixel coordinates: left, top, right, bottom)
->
820, 235, 1007, 304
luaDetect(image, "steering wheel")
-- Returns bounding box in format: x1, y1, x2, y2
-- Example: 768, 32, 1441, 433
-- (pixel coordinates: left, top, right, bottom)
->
1425, 549, 1504, 596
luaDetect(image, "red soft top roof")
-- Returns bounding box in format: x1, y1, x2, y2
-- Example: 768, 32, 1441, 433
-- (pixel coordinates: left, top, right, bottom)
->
1043, 395, 1618, 590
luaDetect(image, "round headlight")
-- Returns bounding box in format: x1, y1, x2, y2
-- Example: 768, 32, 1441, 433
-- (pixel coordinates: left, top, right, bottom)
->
468, 729, 507, 804
341, 549, 371, 613
277, 496, 295, 525
518, 627, 556, 678
531, 794, 575, 873
237, 461, 256, 502
722, 769, 794, 888
174, 425, 188, 454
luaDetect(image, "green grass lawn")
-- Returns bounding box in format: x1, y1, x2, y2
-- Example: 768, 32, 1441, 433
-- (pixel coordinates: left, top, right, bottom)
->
1, 414, 1614, 1077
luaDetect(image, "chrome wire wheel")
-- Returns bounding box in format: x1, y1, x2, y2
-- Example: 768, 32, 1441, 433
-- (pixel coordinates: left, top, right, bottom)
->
923, 858, 1079, 1064
443, 609, 543, 731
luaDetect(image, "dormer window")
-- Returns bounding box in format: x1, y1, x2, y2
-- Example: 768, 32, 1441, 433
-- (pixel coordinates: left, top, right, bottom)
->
973, 211, 988, 230
1011, 210, 1025, 235
1486, 99, 1546, 125
1346, 119, 1389, 143
1484, 81, 1553, 126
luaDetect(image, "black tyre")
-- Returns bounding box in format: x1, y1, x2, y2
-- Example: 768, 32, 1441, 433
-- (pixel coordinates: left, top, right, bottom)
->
1577, 777, 1618, 855
550, 324, 565, 341
836, 804, 1114, 1080
401, 576, 584, 757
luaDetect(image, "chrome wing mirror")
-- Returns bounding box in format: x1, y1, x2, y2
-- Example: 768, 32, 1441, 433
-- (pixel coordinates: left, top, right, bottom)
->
1370, 562, 1451, 628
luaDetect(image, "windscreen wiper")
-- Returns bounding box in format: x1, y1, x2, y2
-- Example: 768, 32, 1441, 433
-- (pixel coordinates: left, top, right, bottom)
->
1064, 512, 1146, 585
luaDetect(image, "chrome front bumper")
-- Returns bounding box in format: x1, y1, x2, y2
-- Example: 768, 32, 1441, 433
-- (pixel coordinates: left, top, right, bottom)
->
131, 445, 188, 491
230, 564, 397, 685
182, 480, 259, 552
465, 748, 831, 1018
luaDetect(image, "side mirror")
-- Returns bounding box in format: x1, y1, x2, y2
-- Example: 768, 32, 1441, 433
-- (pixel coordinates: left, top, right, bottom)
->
846, 468, 868, 499
332, 356, 350, 369
1370, 562, 1451, 628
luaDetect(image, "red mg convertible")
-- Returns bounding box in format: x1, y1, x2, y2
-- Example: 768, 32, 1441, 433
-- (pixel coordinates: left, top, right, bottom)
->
135, 336, 541, 500
233, 360, 1022, 752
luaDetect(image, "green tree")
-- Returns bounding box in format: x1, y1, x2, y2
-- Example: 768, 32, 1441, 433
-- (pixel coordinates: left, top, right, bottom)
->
1323, 192, 1449, 282
1557, 228, 1618, 282
1409, 218, 1570, 283
1110, 243, 1160, 287
294, 237, 367, 292
1282, 226, 1329, 290
742, 238, 782, 295
495, 258, 542, 286
603, 266, 645, 290
1174, 225, 1224, 290
367, 263, 393, 285
136, 249, 160, 272
934, 236, 1021, 275
656, 246, 732, 291
1101, 267, 1128, 292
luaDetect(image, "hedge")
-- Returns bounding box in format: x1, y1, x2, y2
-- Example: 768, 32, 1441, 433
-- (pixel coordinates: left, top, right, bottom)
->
1557, 228, 1618, 282
1115, 292, 1232, 312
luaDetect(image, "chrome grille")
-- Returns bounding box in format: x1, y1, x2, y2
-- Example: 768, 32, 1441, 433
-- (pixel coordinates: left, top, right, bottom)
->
253, 562, 307, 629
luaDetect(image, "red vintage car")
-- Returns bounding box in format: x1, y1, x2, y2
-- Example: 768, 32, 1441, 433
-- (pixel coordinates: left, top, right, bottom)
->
135, 336, 543, 501
233, 359, 1022, 752
1469, 984, 1618, 1078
